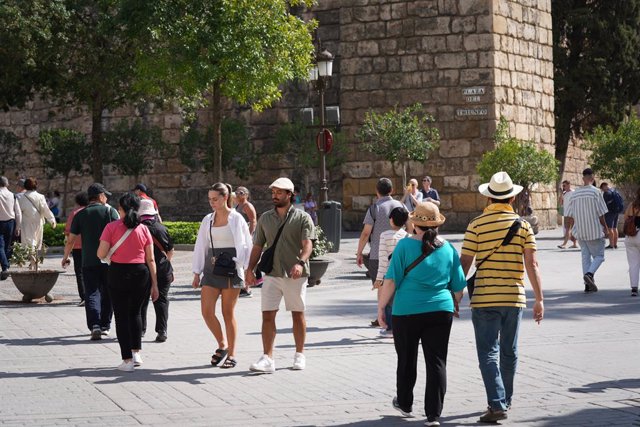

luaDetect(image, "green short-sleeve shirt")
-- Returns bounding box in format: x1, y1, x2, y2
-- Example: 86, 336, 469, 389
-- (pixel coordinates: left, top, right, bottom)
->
70, 203, 119, 267
254, 206, 315, 278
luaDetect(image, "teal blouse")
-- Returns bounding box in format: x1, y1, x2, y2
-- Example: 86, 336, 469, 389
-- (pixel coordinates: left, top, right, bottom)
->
384, 237, 466, 315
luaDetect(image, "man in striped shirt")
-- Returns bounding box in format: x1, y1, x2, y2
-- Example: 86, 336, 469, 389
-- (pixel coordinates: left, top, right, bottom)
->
564, 168, 609, 293
460, 171, 544, 424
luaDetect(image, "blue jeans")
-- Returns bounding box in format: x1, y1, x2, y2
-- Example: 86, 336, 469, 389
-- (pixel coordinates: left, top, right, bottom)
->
0, 219, 15, 271
82, 264, 113, 331
580, 238, 605, 276
472, 307, 523, 411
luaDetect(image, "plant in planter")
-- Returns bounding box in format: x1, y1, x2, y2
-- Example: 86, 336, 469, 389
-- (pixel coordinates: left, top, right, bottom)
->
9, 243, 60, 303
308, 226, 333, 287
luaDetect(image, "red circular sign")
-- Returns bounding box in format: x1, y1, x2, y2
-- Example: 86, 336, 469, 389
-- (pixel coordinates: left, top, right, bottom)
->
316, 129, 334, 154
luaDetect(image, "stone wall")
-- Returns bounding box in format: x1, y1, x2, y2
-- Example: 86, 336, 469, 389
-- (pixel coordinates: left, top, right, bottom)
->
0, 0, 561, 231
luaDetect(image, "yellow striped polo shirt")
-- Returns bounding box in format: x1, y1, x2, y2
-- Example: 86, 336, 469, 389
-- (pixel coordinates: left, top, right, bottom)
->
461, 203, 536, 308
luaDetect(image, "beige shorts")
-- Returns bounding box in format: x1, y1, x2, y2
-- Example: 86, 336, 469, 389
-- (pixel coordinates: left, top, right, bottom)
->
261, 276, 307, 312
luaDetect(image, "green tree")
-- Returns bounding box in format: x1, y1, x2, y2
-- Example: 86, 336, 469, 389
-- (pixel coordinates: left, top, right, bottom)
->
357, 103, 440, 186
585, 114, 640, 186
178, 118, 256, 180
553, 0, 640, 177
38, 128, 89, 214
0, 0, 68, 110
134, 0, 316, 182
477, 117, 559, 215
273, 120, 347, 195
104, 119, 167, 182
0, 130, 26, 175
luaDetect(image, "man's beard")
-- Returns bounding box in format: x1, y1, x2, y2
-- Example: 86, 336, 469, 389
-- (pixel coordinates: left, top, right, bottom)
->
273, 198, 289, 208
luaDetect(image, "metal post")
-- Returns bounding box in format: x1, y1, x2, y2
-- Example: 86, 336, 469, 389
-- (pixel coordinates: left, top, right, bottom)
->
319, 78, 328, 203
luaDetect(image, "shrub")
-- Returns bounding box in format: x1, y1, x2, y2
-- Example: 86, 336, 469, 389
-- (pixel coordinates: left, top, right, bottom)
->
43, 223, 65, 247
311, 225, 333, 259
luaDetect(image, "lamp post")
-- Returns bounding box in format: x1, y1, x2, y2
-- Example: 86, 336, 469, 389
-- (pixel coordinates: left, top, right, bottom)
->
311, 47, 334, 203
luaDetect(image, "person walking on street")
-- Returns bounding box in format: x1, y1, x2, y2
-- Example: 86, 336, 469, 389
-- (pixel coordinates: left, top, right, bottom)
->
600, 182, 623, 249
420, 176, 440, 206
98, 193, 158, 372
192, 183, 252, 369
379, 201, 466, 426
62, 183, 119, 340
18, 177, 56, 250
624, 188, 640, 297
564, 168, 609, 292
401, 179, 423, 212
557, 180, 578, 249
132, 183, 161, 222
64, 191, 89, 305
0, 176, 21, 280
460, 171, 544, 424
246, 177, 315, 373
356, 177, 403, 327
139, 199, 174, 342
234, 186, 258, 297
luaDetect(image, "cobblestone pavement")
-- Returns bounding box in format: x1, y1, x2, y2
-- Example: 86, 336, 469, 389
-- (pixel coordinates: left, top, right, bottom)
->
1, 229, 639, 426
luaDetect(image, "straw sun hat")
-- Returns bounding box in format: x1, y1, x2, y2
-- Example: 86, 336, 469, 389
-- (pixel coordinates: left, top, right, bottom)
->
410, 201, 446, 227
478, 171, 523, 200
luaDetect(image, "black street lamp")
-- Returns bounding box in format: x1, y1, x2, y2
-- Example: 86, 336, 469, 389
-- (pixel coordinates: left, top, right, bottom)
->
310, 47, 334, 203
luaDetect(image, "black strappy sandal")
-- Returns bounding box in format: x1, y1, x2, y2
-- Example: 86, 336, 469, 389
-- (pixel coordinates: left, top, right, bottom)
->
220, 357, 237, 369
211, 348, 228, 366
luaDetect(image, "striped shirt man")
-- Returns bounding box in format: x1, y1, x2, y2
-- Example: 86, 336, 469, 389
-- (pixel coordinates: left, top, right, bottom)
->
564, 185, 608, 241
461, 203, 536, 308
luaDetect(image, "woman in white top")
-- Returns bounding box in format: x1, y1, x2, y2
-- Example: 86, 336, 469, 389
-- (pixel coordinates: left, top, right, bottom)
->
18, 177, 56, 249
192, 183, 252, 368
402, 178, 423, 212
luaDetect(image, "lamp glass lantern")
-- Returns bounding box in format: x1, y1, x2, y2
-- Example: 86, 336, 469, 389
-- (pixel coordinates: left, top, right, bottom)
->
316, 48, 334, 77
309, 65, 319, 81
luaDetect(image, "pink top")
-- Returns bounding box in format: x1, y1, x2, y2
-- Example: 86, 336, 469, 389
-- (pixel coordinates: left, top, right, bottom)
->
65, 207, 84, 250
99, 220, 152, 264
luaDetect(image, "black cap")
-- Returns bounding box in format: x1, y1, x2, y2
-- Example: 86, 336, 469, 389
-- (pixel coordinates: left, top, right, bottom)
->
87, 183, 112, 197
582, 167, 594, 176
132, 183, 147, 193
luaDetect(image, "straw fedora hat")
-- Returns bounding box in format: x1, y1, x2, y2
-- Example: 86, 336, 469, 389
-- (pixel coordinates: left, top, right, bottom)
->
478, 171, 523, 200
410, 201, 446, 227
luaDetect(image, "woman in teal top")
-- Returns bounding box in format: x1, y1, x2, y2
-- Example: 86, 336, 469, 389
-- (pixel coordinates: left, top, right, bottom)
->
378, 201, 466, 426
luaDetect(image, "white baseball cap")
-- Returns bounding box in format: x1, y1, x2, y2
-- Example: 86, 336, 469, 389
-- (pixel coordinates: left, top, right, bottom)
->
269, 177, 295, 192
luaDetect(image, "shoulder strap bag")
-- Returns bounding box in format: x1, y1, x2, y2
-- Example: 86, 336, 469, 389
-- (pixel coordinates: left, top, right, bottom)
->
467, 218, 522, 297
208, 218, 238, 278
101, 227, 134, 265
23, 194, 42, 216
257, 209, 292, 275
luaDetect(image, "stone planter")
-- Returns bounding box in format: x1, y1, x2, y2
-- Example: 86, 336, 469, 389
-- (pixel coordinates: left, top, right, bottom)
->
10, 270, 60, 303
308, 259, 331, 287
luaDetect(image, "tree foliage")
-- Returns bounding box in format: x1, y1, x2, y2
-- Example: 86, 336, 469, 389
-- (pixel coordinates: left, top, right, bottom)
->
133, 0, 317, 181
357, 103, 440, 185
553, 0, 640, 175
38, 128, 88, 179
273, 120, 348, 194
104, 119, 167, 180
0, 130, 26, 175
585, 114, 640, 185
178, 118, 256, 180
478, 117, 559, 215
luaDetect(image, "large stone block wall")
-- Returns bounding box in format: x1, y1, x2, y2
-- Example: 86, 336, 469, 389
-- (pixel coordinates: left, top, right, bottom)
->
0, 0, 561, 230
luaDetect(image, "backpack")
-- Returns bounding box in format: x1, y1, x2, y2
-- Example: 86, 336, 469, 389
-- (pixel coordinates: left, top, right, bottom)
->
612, 190, 624, 214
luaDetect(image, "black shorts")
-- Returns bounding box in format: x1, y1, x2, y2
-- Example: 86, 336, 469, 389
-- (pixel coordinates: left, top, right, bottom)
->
604, 212, 619, 228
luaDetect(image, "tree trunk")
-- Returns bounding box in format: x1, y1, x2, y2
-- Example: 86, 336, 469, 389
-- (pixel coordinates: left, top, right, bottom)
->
211, 81, 223, 183
90, 97, 104, 182
62, 174, 69, 221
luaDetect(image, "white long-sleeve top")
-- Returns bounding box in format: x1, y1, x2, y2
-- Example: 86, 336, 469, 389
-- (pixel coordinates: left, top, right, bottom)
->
192, 209, 252, 280
376, 228, 408, 281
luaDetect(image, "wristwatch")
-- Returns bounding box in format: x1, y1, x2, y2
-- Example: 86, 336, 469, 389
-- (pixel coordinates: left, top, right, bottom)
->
297, 259, 306, 267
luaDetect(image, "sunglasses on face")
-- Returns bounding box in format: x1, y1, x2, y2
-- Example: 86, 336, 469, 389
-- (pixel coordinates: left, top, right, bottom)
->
236, 191, 246, 195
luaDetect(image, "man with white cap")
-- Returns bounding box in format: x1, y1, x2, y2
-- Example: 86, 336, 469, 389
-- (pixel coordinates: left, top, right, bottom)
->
246, 177, 315, 373
460, 171, 544, 424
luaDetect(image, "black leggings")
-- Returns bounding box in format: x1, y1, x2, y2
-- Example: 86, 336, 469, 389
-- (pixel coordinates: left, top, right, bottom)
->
108, 262, 150, 360
393, 311, 453, 420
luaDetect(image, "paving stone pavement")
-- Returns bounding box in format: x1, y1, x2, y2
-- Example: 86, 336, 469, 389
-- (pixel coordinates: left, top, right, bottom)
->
1, 228, 639, 426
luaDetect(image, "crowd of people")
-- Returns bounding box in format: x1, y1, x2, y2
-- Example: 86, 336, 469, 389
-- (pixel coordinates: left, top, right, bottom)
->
0, 168, 635, 426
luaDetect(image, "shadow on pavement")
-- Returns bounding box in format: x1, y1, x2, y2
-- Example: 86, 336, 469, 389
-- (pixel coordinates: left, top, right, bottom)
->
568, 378, 640, 393
541, 289, 640, 319
525, 406, 640, 427
0, 334, 89, 346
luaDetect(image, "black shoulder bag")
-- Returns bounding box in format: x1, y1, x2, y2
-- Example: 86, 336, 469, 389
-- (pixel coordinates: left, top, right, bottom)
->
467, 218, 522, 297
257, 210, 292, 275
209, 220, 237, 277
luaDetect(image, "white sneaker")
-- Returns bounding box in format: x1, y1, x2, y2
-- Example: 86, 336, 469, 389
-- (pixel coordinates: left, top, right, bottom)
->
292, 352, 306, 370
101, 328, 110, 336
132, 352, 143, 367
249, 354, 275, 373
378, 328, 393, 338
117, 360, 135, 372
